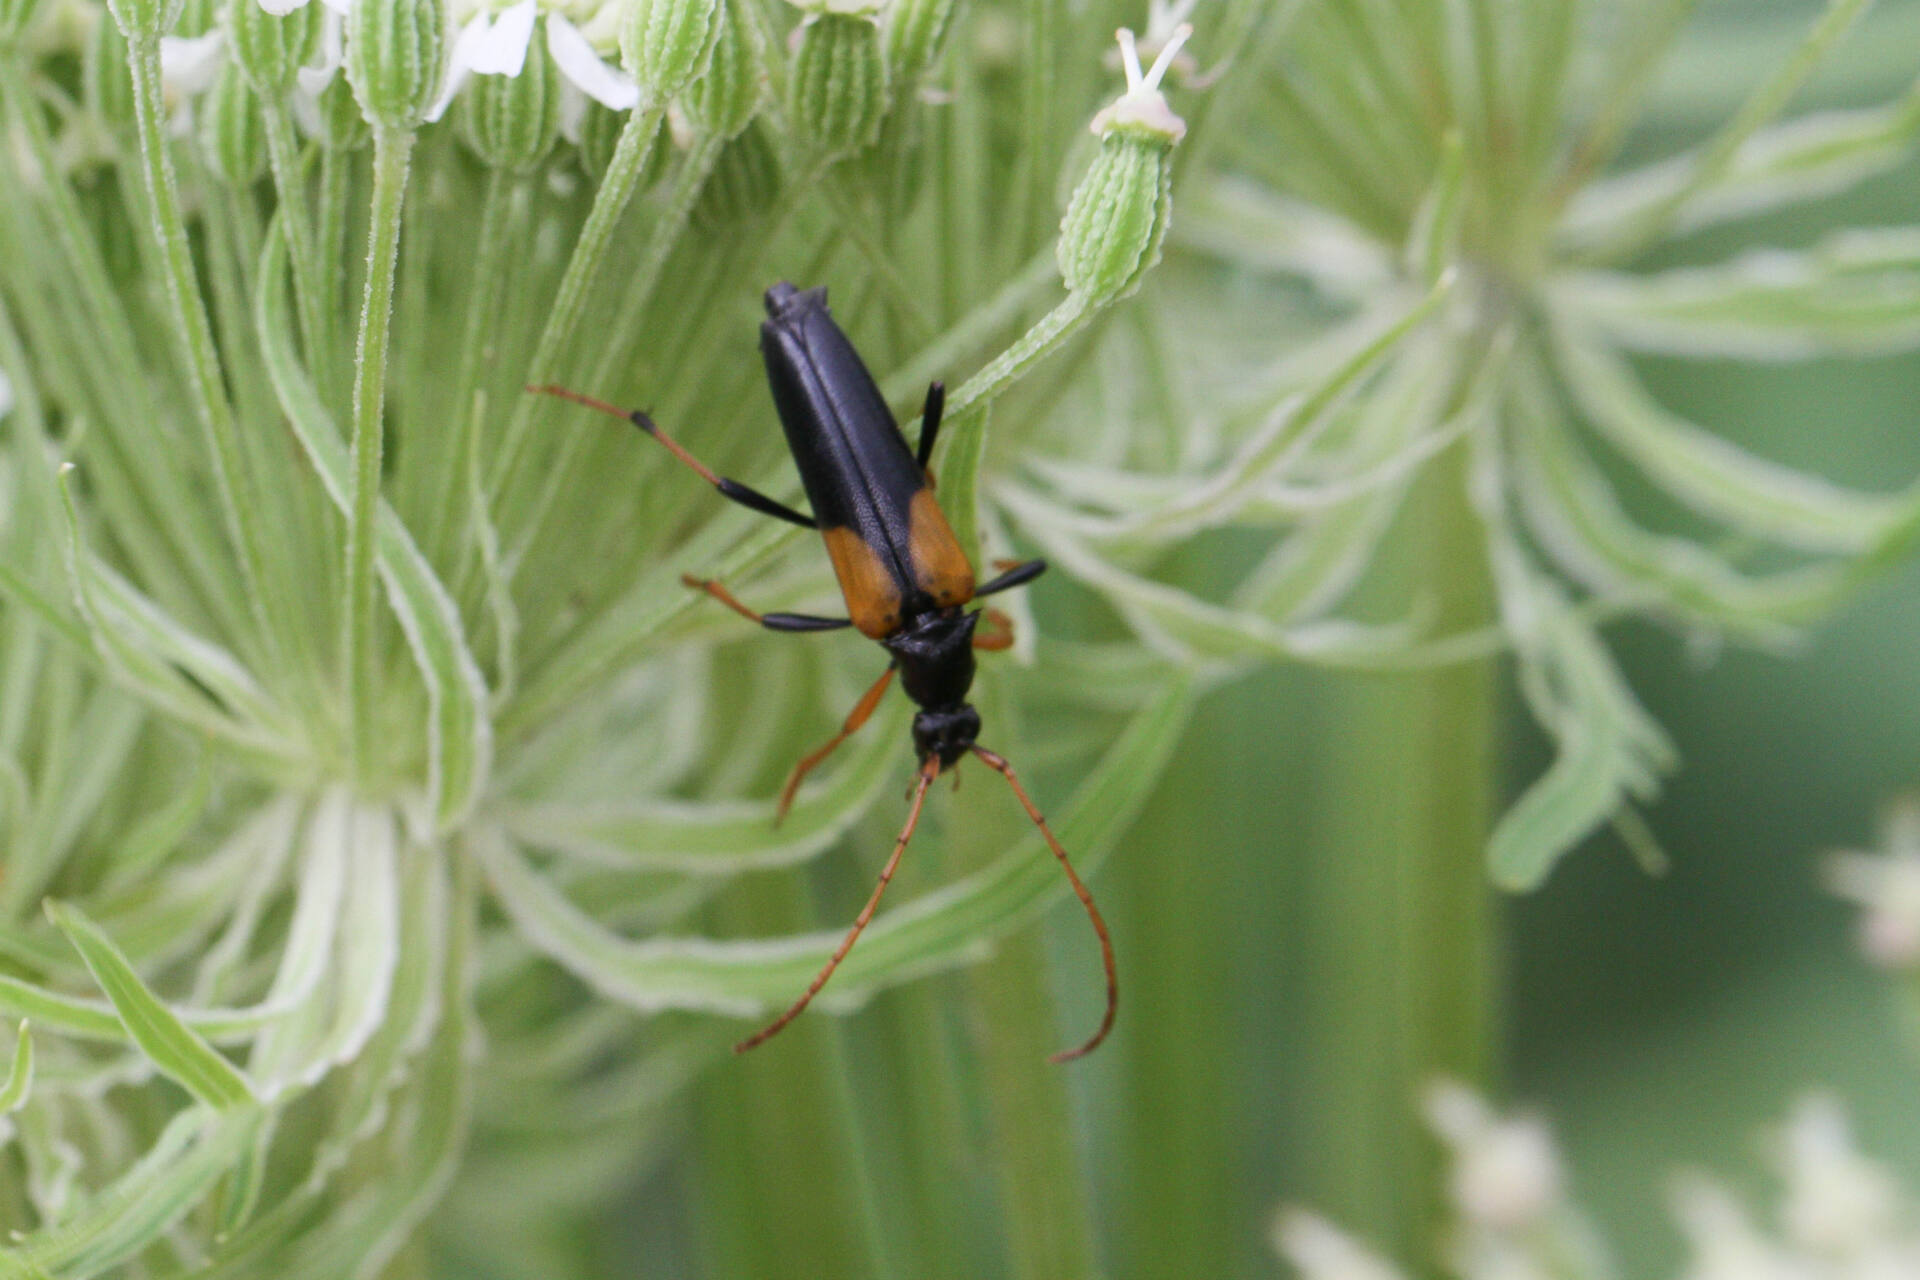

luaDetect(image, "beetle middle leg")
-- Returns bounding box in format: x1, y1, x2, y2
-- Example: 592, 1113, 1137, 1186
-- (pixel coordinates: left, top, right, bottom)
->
973, 608, 1015, 652
775, 666, 897, 823
681, 575, 850, 633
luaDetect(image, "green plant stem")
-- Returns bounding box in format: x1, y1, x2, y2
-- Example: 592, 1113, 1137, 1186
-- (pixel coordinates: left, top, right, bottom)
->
346, 124, 416, 784
503, 130, 722, 574
965, 933, 1100, 1280
486, 106, 664, 524
122, 28, 280, 654
426, 167, 518, 565
261, 102, 335, 401
1302, 439, 1500, 1271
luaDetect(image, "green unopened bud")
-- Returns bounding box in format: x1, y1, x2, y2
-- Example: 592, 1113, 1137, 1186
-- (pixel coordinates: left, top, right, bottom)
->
86, 14, 136, 134
576, 101, 668, 188
787, 10, 888, 161
882, 0, 952, 84
458, 21, 561, 172
345, 0, 447, 131
621, 0, 718, 106
1057, 26, 1189, 303
200, 61, 267, 185
691, 117, 781, 230
227, 0, 320, 99
312, 71, 372, 150
684, 0, 760, 140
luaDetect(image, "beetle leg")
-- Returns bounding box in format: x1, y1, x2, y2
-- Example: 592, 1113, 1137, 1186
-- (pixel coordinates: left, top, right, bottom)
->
915, 381, 945, 473
973, 608, 1015, 651
975, 558, 1047, 598
775, 666, 896, 823
682, 575, 850, 633
528, 385, 817, 529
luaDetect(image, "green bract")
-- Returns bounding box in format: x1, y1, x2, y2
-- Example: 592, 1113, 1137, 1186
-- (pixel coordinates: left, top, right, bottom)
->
621, 0, 719, 106
787, 10, 888, 160
458, 20, 561, 173
227, 0, 320, 99
345, 0, 446, 131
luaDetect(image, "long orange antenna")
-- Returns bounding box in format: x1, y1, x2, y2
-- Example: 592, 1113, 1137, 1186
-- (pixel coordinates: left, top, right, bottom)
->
526, 384, 725, 488
971, 746, 1118, 1063
735, 757, 940, 1053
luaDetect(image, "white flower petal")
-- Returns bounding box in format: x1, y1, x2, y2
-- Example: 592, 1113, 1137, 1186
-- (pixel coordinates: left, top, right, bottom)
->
470, 0, 537, 75
295, 9, 345, 99
159, 31, 227, 99
546, 13, 638, 111
256, 0, 311, 13
424, 13, 488, 122
316, 0, 350, 13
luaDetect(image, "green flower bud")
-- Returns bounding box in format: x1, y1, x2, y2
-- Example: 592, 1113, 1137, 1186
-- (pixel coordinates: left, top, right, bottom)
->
312, 71, 372, 150
86, 14, 136, 135
200, 60, 267, 185
787, 11, 888, 161
684, 0, 760, 140
881, 0, 952, 85
621, 0, 718, 107
576, 100, 668, 188
1056, 26, 1189, 304
345, 0, 447, 131
227, 0, 320, 99
458, 20, 561, 173
691, 118, 781, 230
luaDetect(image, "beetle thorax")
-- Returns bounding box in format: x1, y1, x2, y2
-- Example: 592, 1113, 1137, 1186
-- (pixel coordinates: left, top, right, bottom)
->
884, 609, 979, 712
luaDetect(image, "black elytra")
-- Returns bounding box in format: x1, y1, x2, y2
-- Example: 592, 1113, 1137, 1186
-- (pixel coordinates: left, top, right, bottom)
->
531, 283, 1116, 1063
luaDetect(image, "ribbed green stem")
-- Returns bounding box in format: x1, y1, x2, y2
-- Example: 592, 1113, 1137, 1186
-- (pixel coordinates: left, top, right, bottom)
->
345, 124, 415, 783
261, 102, 333, 400
486, 106, 664, 522
122, 27, 279, 655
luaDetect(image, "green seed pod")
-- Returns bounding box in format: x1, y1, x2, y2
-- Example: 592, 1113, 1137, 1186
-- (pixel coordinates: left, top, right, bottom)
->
882, 0, 952, 85
86, 13, 137, 135
458, 19, 561, 173
200, 60, 268, 185
691, 118, 781, 230
1056, 26, 1190, 304
227, 0, 320, 99
621, 0, 718, 107
1056, 134, 1171, 304
345, 0, 447, 131
683, 0, 760, 141
787, 11, 888, 161
174, 0, 217, 35
312, 71, 372, 150
576, 100, 667, 188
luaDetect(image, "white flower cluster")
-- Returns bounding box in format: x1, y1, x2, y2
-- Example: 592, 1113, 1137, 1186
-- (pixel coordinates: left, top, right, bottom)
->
160, 0, 639, 132
1275, 1086, 1920, 1280
1828, 798, 1920, 970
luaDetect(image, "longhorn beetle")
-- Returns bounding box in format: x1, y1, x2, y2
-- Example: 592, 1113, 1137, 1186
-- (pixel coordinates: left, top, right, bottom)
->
532, 282, 1116, 1061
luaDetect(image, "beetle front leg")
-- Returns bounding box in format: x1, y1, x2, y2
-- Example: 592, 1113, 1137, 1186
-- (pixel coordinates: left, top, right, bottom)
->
681, 575, 851, 633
